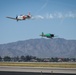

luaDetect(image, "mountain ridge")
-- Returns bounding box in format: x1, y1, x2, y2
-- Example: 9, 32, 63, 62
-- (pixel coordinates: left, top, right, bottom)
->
0, 38, 76, 58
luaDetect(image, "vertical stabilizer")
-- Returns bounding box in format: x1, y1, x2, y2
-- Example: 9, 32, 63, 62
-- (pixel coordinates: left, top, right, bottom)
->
42, 32, 44, 37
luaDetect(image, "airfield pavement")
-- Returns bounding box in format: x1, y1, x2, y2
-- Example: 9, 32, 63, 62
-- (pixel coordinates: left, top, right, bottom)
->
0, 66, 76, 74
0, 62, 76, 75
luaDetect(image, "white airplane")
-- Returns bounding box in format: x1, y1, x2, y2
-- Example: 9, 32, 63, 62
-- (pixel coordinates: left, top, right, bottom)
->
6, 12, 31, 21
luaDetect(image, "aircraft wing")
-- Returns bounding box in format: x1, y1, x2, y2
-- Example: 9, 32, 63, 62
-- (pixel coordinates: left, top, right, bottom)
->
6, 17, 16, 20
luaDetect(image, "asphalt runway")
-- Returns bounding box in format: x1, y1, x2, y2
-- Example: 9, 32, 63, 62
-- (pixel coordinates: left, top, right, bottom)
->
0, 66, 76, 75
0, 71, 76, 75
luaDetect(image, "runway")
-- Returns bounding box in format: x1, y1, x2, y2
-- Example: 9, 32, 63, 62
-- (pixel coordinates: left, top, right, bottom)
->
0, 66, 76, 74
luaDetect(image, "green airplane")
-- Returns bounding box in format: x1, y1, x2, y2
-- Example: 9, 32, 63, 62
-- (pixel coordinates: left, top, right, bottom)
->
40, 32, 55, 38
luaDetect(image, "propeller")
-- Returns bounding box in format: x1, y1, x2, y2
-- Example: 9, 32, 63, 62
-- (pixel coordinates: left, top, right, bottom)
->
16, 15, 18, 21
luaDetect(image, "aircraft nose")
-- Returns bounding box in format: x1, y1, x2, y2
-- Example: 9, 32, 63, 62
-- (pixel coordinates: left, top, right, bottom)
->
16, 16, 18, 19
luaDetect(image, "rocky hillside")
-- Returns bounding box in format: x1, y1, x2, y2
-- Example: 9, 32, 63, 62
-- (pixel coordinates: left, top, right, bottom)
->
0, 38, 76, 58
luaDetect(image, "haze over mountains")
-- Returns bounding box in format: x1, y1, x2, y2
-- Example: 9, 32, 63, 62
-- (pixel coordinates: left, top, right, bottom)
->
0, 38, 76, 58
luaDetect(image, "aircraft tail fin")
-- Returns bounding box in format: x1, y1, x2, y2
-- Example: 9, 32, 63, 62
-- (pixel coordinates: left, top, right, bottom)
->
27, 12, 31, 18
40, 32, 44, 37
28, 12, 31, 16
42, 32, 44, 37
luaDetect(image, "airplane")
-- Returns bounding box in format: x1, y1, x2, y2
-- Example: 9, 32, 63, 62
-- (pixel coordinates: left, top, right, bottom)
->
6, 12, 31, 21
40, 32, 55, 38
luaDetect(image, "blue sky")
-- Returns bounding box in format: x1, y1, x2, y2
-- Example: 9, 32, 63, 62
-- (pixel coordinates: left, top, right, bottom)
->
0, 0, 76, 44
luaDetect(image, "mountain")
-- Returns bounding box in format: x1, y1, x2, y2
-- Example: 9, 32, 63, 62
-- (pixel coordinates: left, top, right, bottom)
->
0, 38, 76, 58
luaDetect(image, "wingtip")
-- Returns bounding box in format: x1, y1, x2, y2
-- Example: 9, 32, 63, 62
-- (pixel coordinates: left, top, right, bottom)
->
6, 16, 9, 18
